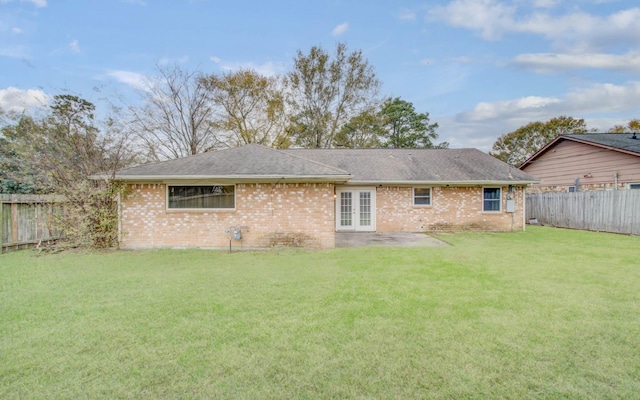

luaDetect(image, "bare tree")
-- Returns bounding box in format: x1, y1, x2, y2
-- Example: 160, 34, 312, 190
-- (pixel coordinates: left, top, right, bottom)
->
285, 43, 380, 148
129, 65, 219, 161
201, 69, 290, 148
2, 94, 138, 247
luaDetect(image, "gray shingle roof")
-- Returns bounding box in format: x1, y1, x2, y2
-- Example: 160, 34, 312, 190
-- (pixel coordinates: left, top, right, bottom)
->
114, 144, 537, 184
115, 144, 350, 180
563, 133, 640, 155
282, 148, 535, 183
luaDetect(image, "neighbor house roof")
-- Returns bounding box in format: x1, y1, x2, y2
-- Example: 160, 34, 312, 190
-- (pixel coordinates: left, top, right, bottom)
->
111, 144, 538, 185
520, 133, 640, 169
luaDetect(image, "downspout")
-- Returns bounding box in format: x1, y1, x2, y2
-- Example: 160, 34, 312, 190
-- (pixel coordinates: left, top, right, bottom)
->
522, 186, 526, 231
117, 191, 122, 248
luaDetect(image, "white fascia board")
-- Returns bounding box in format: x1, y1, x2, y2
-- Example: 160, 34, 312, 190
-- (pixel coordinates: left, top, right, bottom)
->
344, 180, 540, 186
111, 174, 352, 183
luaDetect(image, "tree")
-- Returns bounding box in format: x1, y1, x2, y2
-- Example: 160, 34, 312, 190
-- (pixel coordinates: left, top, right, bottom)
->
1, 114, 42, 193
377, 97, 446, 148
2, 94, 136, 247
490, 116, 588, 166
129, 65, 219, 161
200, 69, 290, 148
334, 108, 382, 148
285, 42, 380, 148
608, 119, 640, 133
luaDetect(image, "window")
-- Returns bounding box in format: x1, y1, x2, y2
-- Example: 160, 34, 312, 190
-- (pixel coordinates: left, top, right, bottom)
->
568, 186, 577, 193
413, 188, 431, 206
629, 183, 640, 190
483, 187, 501, 212
168, 185, 235, 209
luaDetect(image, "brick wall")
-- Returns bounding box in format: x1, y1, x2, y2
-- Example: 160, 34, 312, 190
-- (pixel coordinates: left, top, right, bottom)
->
120, 183, 335, 249
120, 183, 526, 249
376, 186, 525, 232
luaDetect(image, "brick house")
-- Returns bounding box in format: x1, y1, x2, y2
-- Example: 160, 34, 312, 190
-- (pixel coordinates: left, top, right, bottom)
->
520, 133, 640, 193
112, 144, 537, 249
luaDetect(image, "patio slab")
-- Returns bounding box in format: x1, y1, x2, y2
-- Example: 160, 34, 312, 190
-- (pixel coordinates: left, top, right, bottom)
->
335, 232, 449, 248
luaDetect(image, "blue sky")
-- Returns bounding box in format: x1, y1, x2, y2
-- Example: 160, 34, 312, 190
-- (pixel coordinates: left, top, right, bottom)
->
1, 0, 639, 151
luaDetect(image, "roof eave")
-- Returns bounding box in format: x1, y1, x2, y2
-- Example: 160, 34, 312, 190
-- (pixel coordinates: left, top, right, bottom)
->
107, 174, 353, 183
343, 180, 539, 186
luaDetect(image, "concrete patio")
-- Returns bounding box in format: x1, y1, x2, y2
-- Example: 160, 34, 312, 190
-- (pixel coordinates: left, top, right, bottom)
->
335, 232, 449, 248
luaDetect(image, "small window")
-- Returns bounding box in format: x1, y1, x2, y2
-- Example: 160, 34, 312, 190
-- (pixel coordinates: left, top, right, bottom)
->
568, 186, 577, 193
629, 183, 640, 190
483, 187, 501, 212
168, 185, 235, 209
413, 188, 431, 206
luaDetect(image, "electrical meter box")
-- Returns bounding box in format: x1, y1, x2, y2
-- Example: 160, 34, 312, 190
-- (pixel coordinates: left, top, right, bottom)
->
506, 199, 515, 213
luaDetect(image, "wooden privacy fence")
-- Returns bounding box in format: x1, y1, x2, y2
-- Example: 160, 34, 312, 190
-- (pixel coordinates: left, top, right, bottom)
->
1, 194, 65, 253
526, 190, 640, 235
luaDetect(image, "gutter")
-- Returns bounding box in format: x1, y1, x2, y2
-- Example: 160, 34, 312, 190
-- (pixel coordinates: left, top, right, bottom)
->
342, 180, 540, 186
93, 174, 353, 183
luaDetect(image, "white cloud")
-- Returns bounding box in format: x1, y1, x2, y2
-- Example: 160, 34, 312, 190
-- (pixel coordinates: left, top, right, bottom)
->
213, 58, 286, 77
0, 45, 28, 58
332, 22, 349, 37
106, 70, 148, 91
533, 0, 558, 8
420, 58, 434, 66
429, 1, 640, 52
395, 8, 417, 21
27, 0, 46, 6
459, 96, 562, 122
459, 82, 640, 123
436, 81, 640, 151
11, 27, 22, 34
68, 39, 80, 53
429, 0, 516, 40
0, 0, 47, 7
0, 87, 49, 113
158, 55, 189, 66
563, 82, 640, 114
514, 52, 640, 73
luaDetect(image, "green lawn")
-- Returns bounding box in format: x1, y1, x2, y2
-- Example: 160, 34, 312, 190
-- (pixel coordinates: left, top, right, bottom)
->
1, 226, 639, 399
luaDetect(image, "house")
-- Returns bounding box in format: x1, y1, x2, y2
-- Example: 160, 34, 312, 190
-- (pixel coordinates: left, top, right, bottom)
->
112, 144, 537, 249
520, 133, 640, 193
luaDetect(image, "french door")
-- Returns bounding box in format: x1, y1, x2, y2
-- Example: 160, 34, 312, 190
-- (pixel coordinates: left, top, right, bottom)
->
336, 188, 376, 231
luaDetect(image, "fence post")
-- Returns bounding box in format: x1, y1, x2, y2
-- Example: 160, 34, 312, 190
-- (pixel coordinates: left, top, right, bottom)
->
0, 199, 3, 254
11, 202, 18, 245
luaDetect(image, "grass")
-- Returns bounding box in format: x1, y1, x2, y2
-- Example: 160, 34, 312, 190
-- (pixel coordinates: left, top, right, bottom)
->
1, 226, 639, 399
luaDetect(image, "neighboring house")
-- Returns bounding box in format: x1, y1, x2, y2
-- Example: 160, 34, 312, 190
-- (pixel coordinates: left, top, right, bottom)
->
111, 144, 537, 249
520, 133, 640, 193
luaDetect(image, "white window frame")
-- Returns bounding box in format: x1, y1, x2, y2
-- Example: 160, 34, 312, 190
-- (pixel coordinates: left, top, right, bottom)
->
166, 184, 236, 210
567, 186, 577, 193
413, 187, 432, 207
628, 183, 640, 190
482, 187, 502, 213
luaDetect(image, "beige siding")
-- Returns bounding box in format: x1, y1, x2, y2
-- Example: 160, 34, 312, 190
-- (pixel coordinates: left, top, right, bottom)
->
523, 140, 640, 192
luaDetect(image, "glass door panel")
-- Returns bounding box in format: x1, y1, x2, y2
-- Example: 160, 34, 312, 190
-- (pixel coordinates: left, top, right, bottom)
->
336, 189, 375, 231
340, 192, 353, 228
